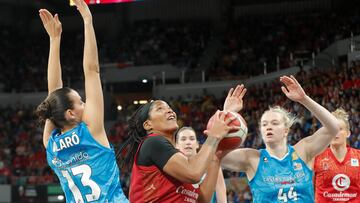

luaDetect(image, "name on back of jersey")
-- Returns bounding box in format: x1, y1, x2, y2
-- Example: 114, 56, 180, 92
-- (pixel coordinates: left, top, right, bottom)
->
53, 132, 80, 152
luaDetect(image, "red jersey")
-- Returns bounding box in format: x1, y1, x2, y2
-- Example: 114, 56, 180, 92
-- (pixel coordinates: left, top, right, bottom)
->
314, 147, 360, 202
129, 135, 200, 203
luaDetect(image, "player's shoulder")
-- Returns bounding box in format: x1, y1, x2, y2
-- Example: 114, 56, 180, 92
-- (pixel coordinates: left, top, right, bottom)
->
142, 135, 170, 149
349, 147, 360, 155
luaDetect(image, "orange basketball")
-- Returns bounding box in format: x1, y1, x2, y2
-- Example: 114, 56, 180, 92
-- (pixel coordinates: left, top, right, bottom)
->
206, 111, 248, 151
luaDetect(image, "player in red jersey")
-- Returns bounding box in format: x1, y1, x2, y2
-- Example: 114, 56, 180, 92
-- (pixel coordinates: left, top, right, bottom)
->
118, 85, 246, 203
313, 108, 360, 202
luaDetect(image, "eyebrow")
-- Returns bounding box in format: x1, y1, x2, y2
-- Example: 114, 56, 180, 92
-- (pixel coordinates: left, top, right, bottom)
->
261, 119, 280, 123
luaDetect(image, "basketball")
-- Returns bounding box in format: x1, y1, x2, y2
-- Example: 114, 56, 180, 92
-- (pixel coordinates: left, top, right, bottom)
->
206, 111, 248, 151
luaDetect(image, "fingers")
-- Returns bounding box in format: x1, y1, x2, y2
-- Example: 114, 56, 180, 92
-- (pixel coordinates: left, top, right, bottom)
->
39, 9, 54, 25
218, 110, 225, 120
224, 114, 237, 125
54, 13, 60, 24
39, 12, 46, 24
229, 125, 241, 132
234, 84, 242, 96
233, 84, 246, 98
290, 75, 301, 86
42, 9, 53, 21
280, 76, 293, 86
281, 86, 289, 95
227, 88, 234, 98
240, 88, 247, 98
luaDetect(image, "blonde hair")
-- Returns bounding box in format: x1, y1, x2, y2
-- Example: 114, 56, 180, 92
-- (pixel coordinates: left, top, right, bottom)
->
262, 106, 297, 128
332, 108, 350, 131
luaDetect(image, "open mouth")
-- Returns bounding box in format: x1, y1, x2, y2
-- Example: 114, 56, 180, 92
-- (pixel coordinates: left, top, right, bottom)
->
167, 115, 176, 120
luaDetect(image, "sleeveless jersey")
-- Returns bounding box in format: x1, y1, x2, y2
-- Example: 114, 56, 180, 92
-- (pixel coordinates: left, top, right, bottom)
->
130, 134, 200, 203
249, 145, 314, 203
314, 147, 360, 202
46, 122, 128, 203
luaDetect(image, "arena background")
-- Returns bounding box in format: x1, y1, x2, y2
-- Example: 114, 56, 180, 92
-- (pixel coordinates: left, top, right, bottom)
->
0, 0, 359, 202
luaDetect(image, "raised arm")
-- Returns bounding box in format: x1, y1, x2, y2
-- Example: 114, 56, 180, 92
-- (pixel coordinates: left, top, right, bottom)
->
39, 9, 63, 147
73, 0, 108, 147
39, 9, 63, 93
281, 75, 340, 163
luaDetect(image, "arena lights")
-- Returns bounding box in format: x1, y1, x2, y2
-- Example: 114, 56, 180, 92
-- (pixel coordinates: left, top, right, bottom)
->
142, 79, 148, 83
70, 0, 140, 6
133, 100, 148, 105
117, 105, 122, 111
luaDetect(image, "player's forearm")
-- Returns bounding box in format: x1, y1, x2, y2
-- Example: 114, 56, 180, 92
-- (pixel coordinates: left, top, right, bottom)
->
198, 160, 221, 203
188, 137, 220, 180
215, 168, 227, 203
300, 95, 340, 135
83, 21, 100, 74
47, 37, 62, 93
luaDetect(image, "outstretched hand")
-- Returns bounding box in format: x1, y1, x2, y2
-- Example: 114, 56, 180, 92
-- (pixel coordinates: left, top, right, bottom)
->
280, 75, 307, 103
39, 9, 62, 39
73, 0, 93, 24
223, 84, 247, 113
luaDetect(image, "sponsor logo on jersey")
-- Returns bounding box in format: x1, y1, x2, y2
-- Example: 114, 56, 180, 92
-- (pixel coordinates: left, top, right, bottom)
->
293, 162, 302, 171
291, 152, 298, 161
263, 171, 305, 184
332, 174, 350, 192
322, 162, 329, 170
323, 174, 357, 202
351, 158, 359, 167
51, 151, 90, 168
176, 186, 199, 203
263, 157, 268, 163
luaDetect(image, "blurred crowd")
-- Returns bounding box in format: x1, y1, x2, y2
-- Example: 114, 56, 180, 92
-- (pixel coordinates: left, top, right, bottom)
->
1, 9, 360, 92
210, 12, 360, 80
0, 20, 210, 93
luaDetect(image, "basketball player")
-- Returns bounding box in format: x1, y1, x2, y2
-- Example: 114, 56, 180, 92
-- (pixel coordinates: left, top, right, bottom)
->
175, 127, 227, 203
313, 108, 360, 202
36, 0, 128, 202
221, 75, 341, 202
119, 93, 241, 202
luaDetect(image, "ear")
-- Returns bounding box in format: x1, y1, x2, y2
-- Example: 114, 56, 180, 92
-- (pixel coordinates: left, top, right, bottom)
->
65, 109, 76, 121
284, 127, 289, 136
346, 131, 351, 138
143, 120, 152, 132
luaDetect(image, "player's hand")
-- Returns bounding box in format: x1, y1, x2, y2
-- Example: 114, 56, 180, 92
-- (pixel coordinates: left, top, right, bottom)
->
39, 9, 62, 39
280, 75, 307, 103
73, 0, 93, 24
223, 84, 247, 113
203, 111, 240, 140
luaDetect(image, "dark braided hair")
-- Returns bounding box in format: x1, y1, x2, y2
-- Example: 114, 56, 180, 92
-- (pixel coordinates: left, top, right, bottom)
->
117, 101, 154, 169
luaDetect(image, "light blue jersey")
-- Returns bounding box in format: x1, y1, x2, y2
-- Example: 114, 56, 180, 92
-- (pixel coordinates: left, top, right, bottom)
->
249, 145, 314, 203
46, 122, 128, 203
